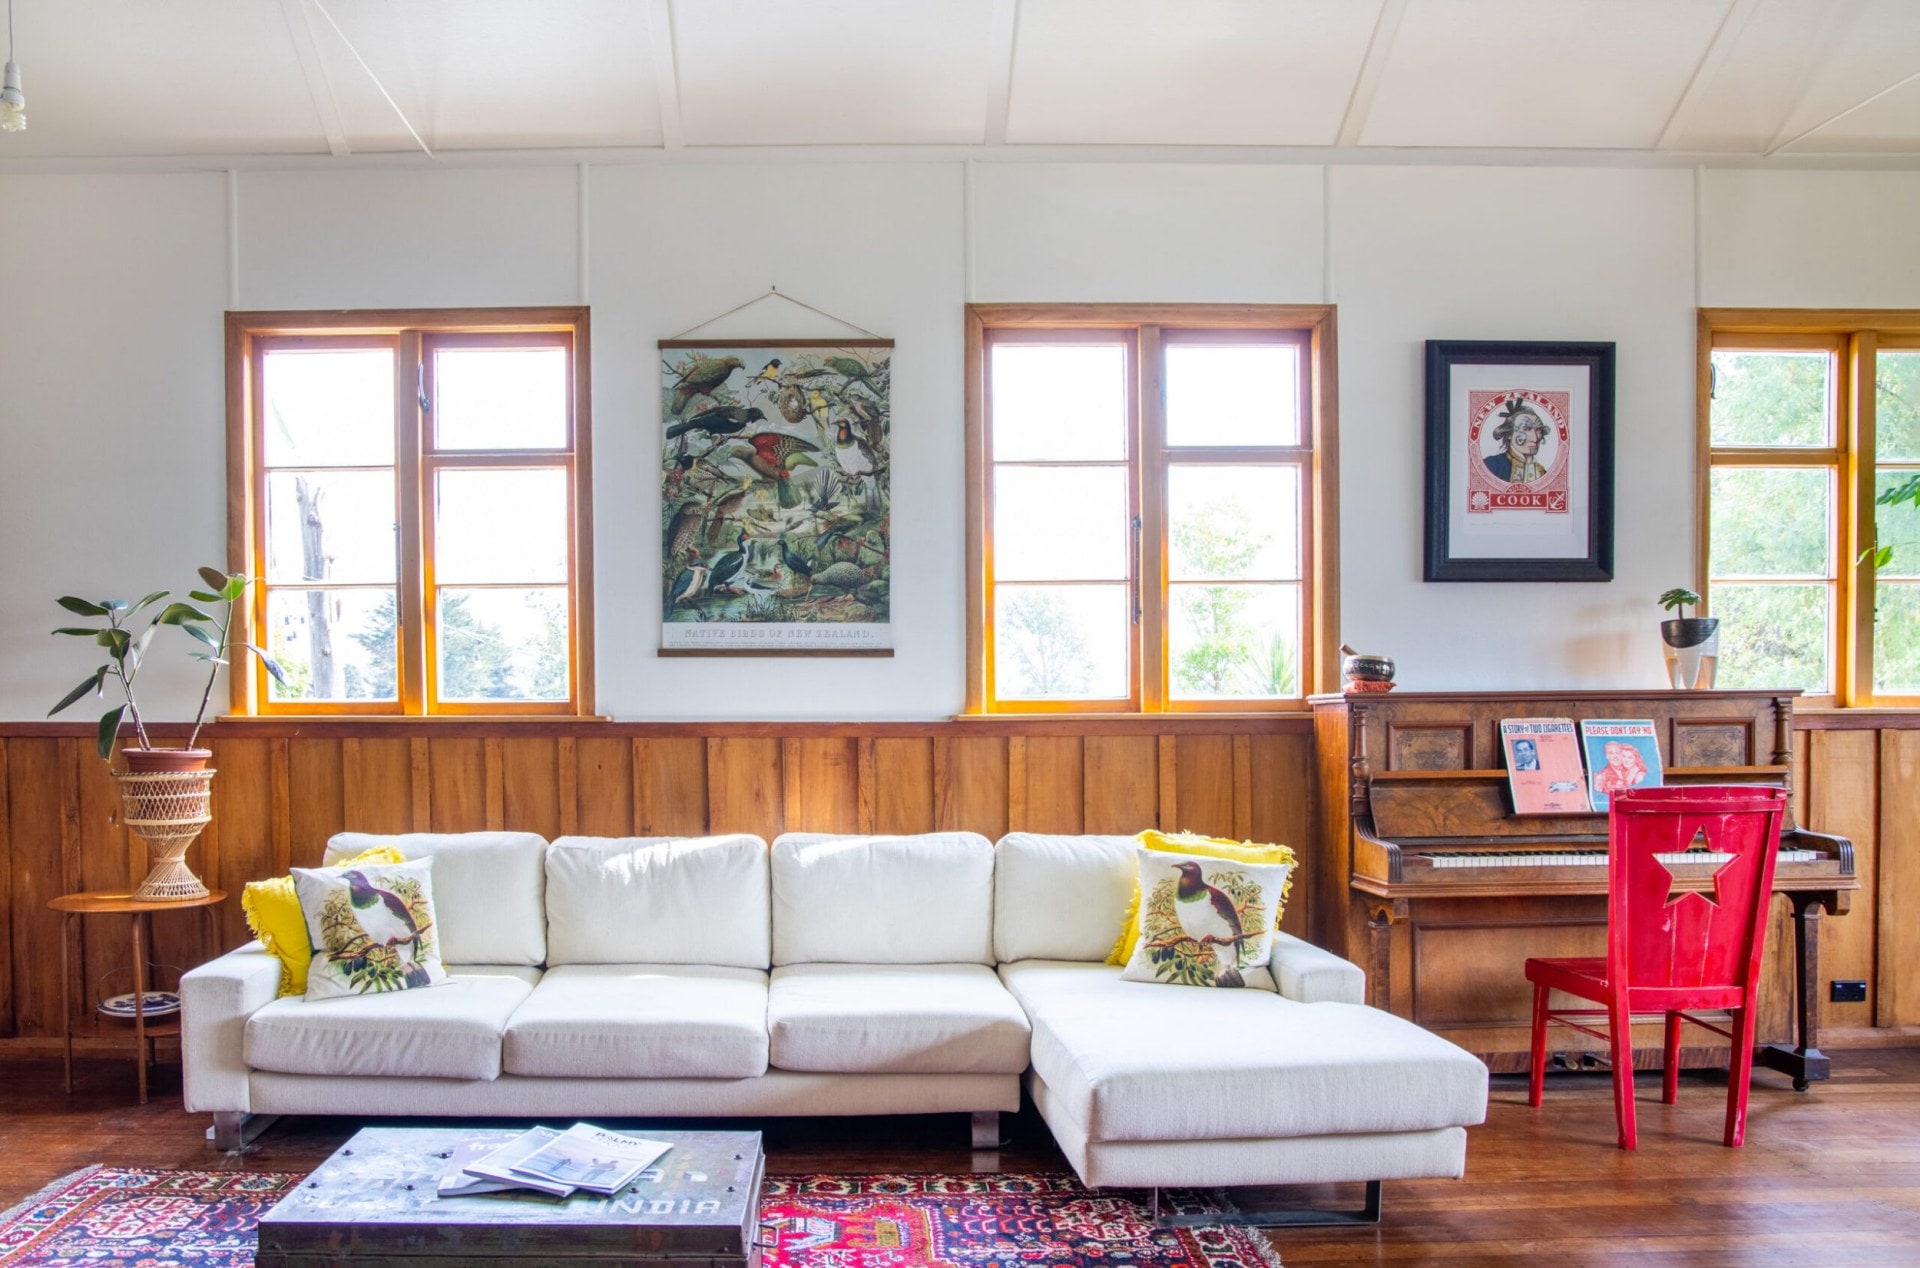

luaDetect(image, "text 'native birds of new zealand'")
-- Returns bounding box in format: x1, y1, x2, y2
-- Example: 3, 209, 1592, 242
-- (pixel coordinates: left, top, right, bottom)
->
1173, 861, 1246, 987
343, 870, 432, 988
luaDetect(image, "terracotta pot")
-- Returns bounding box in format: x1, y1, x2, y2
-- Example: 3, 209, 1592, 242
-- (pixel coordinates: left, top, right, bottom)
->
119, 747, 213, 775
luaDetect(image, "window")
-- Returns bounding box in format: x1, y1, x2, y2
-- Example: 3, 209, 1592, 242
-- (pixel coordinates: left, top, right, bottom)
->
1700, 310, 1920, 707
227, 309, 593, 716
965, 305, 1336, 713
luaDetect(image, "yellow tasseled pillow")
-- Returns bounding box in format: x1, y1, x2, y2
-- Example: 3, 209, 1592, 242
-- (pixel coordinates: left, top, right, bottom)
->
243, 846, 405, 996
1106, 829, 1298, 966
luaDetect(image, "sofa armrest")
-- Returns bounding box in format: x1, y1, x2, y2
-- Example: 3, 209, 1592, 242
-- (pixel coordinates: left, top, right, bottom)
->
181, 942, 281, 1114
1268, 931, 1366, 1004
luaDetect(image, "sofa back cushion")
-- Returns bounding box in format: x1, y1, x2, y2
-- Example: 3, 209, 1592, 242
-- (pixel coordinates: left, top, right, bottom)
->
326, 831, 546, 966
544, 835, 770, 968
993, 833, 1140, 964
771, 832, 994, 966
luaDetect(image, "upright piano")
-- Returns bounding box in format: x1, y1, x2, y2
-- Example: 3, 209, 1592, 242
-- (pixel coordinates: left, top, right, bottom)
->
1310, 689, 1856, 1086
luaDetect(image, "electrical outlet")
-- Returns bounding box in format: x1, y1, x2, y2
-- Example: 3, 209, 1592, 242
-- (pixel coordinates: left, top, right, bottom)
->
1831, 980, 1868, 1003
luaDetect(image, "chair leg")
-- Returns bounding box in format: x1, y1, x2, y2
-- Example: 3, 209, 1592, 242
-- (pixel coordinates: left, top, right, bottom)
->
1609, 997, 1637, 1150
1725, 1005, 1759, 1147
1528, 981, 1550, 1108
1663, 1011, 1683, 1105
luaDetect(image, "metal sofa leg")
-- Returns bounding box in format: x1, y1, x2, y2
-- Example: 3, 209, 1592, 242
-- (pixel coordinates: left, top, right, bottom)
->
208, 1112, 277, 1151
969, 1110, 1005, 1149
1151, 1179, 1382, 1228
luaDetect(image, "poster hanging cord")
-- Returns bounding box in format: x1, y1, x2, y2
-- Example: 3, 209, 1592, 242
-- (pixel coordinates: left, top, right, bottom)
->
665, 286, 885, 342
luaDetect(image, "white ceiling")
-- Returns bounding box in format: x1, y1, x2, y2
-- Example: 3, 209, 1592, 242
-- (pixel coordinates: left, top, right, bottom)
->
1, 0, 1918, 164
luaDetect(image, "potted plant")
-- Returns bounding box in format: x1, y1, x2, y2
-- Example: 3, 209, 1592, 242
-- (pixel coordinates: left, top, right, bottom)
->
49, 567, 284, 898
1658, 587, 1719, 690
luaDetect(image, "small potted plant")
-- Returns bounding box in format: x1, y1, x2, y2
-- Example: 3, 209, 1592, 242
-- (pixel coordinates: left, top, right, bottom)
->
1658, 587, 1719, 690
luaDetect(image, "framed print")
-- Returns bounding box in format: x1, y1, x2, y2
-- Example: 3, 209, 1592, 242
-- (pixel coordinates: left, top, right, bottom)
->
659, 339, 893, 655
1423, 340, 1615, 582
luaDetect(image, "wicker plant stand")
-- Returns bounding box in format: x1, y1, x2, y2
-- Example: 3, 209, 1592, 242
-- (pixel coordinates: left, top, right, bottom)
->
117, 768, 215, 901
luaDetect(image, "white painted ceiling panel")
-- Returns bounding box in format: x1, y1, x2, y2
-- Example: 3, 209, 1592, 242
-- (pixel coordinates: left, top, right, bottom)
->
1362, 0, 1734, 149
1763, 0, 1920, 154
1666, 0, 1846, 154
1006, 0, 1379, 145
672, 0, 993, 145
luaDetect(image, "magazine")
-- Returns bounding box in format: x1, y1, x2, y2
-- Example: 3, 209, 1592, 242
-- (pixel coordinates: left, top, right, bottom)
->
1499, 718, 1592, 814
1579, 719, 1664, 811
438, 1140, 522, 1197
460, 1126, 576, 1198
509, 1123, 673, 1195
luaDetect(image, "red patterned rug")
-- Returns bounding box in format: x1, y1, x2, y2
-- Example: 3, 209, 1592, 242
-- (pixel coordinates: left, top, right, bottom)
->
0, 1168, 1283, 1267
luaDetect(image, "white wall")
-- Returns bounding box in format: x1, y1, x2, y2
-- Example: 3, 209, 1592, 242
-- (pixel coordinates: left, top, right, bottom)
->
4, 158, 1919, 720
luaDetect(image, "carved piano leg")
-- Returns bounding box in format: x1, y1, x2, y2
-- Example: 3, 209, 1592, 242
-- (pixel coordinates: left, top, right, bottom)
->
1757, 892, 1830, 1091
1365, 904, 1400, 1013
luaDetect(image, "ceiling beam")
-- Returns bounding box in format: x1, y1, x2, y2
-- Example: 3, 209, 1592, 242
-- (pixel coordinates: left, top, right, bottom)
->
1336, 0, 1407, 148
1656, 0, 1762, 150
646, 0, 685, 150
279, 0, 351, 157
984, 0, 1020, 145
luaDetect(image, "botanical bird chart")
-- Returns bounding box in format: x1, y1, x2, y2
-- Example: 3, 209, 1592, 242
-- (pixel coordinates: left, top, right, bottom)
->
659, 339, 893, 653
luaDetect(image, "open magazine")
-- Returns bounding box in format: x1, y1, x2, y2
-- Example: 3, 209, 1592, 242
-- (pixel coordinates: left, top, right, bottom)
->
508, 1123, 673, 1195
452, 1126, 576, 1198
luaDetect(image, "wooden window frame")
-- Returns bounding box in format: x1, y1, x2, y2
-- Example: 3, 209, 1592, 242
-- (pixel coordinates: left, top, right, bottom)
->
1698, 309, 1920, 709
964, 303, 1339, 715
226, 307, 595, 718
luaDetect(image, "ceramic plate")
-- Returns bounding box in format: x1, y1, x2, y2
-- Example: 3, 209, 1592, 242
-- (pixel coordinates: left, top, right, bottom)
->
97, 990, 181, 1020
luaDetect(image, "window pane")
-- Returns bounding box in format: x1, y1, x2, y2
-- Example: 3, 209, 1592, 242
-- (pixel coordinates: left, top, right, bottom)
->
436, 468, 569, 583
1169, 584, 1300, 700
1709, 350, 1830, 447
436, 587, 569, 702
262, 348, 395, 466
1876, 582, 1920, 695
994, 584, 1128, 700
990, 344, 1126, 461
1709, 467, 1830, 577
1166, 344, 1300, 446
1168, 466, 1299, 581
433, 346, 568, 451
1878, 350, 1920, 462
1711, 582, 1830, 694
1878, 468, 1920, 579
993, 466, 1128, 581
264, 588, 397, 701
265, 470, 396, 584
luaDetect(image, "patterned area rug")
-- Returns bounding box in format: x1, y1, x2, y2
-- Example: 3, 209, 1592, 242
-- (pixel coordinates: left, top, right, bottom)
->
0, 1168, 1283, 1267
0, 1166, 303, 1266
762, 1173, 1286, 1267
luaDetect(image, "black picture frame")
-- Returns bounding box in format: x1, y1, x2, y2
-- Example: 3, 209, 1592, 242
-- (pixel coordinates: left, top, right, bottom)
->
1423, 339, 1615, 582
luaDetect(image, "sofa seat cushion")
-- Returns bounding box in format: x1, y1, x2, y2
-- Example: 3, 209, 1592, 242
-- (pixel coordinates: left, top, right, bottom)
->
245, 965, 539, 1080
999, 961, 1488, 1144
503, 964, 770, 1079
768, 964, 1030, 1074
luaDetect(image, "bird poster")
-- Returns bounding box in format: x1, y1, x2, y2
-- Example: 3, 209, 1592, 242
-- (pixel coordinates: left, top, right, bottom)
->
659, 339, 892, 653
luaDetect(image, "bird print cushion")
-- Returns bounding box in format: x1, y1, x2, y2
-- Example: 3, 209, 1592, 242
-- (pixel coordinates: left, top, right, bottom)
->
243, 846, 405, 996
1120, 848, 1292, 989
293, 858, 448, 1001
1108, 830, 1298, 966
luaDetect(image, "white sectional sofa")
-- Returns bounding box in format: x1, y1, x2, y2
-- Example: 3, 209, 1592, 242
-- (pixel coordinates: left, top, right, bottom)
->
183, 828, 1488, 1212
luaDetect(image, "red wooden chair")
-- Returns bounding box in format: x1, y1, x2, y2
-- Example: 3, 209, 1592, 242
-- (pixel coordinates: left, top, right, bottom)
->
1525, 784, 1789, 1149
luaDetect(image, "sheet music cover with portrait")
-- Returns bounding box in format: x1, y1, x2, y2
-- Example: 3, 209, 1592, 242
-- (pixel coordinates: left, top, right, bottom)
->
1579, 718, 1664, 811
1499, 718, 1592, 814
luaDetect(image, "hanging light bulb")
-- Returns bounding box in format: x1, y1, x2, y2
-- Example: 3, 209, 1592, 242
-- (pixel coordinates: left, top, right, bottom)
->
0, 0, 22, 133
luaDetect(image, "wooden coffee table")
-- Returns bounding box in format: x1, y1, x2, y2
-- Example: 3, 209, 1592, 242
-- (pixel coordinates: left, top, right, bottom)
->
256, 1125, 765, 1266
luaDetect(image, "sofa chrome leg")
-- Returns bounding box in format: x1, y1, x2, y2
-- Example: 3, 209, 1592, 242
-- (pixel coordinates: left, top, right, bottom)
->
1150, 1179, 1383, 1228
207, 1112, 277, 1151
969, 1110, 1005, 1149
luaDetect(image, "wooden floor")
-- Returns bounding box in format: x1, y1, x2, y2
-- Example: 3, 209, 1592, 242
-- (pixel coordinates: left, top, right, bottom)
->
2, 1050, 1918, 1265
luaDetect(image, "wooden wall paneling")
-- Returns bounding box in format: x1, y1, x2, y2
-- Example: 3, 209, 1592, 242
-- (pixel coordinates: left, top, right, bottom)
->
286, 739, 344, 865
1006, 738, 1027, 831
269, 739, 291, 875
207, 738, 274, 956
557, 738, 579, 837
428, 739, 487, 833
342, 738, 414, 834
0, 740, 9, 1035
1252, 732, 1314, 937
856, 740, 878, 832
408, 739, 431, 831
75, 746, 127, 1041
633, 738, 707, 837
1173, 735, 1235, 837
871, 739, 934, 835
1157, 736, 1178, 831
1879, 730, 1920, 1026
8, 741, 64, 1038
781, 739, 860, 835
500, 738, 561, 839
483, 739, 506, 830
1019, 736, 1084, 835
1810, 728, 1879, 1028
1081, 735, 1157, 835
707, 738, 783, 839
933, 736, 1007, 839
573, 736, 633, 837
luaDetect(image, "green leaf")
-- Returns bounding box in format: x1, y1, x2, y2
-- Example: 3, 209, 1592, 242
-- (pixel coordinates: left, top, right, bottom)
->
131, 591, 170, 613
57, 596, 109, 617
48, 669, 107, 717
197, 566, 229, 592
156, 602, 215, 625
102, 599, 129, 612
52, 626, 103, 637
242, 644, 289, 685
189, 653, 229, 665
99, 627, 132, 658
188, 590, 222, 604
1874, 546, 1895, 568
219, 575, 247, 602
96, 706, 126, 761
181, 622, 219, 648
130, 625, 158, 666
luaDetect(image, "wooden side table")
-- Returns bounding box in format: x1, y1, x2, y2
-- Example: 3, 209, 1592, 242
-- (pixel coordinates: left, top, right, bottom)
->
49, 889, 226, 1105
